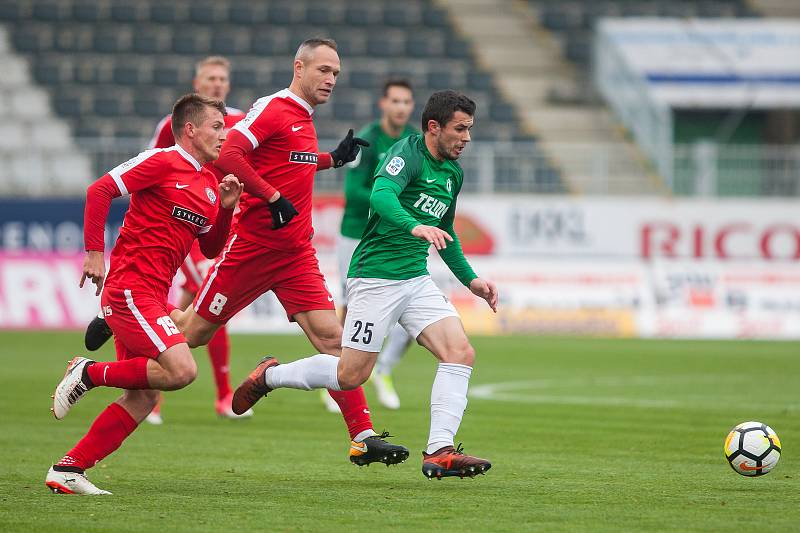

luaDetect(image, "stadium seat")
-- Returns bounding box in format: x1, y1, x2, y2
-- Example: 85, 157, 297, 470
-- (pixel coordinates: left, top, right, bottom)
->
93, 28, 128, 54
421, 6, 449, 28
489, 102, 517, 123
150, 4, 182, 24
383, 6, 415, 27
211, 33, 248, 56
270, 68, 294, 87
174, 30, 210, 55
268, 4, 296, 25
12, 26, 50, 52
445, 36, 471, 59
228, 2, 268, 25
467, 71, 493, 91
31, 121, 72, 149
305, 3, 336, 26
344, 6, 373, 26
133, 29, 168, 54
33, 60, 64, 85
110, 1, 141, 23
133, 93, 162, 118
189, 2, 225, 24
94, 95, 124, 117
349, 70, 376, 90
53, 94, 85, 117
0, 0, 24, 21
72, 1, 102, 23
333, 99, 358, 121
427, 71, 456, 90
233, 67, 260, 89
113, 65, 141, 86
32, 1, 64, 22
74, 62, 107, 84
153, 65, 183, 86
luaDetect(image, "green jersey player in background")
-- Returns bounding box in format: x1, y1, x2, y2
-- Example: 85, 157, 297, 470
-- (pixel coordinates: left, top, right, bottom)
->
234, 90, 498, 479
323, 79, 418, 413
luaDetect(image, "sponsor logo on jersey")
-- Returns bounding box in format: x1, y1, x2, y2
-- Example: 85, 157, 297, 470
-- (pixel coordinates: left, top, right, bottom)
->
413, 192, 450, 219
446, 178, 452, 192
205, 187, 217, 204
289, 151, 318, 164
171, 206, 209, 228
386, 156, 405, 176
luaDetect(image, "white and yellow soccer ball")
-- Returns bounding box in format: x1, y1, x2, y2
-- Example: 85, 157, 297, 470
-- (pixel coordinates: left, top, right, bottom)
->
724, 421, 781, 476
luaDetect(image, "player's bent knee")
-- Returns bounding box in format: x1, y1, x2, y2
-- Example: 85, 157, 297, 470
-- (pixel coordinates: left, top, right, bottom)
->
441, 341, 475, 366
337, 367, 369, 390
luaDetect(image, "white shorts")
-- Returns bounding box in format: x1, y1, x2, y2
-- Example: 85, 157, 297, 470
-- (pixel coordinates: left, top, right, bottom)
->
336, 235, 360, 305
342, 275, 459, 352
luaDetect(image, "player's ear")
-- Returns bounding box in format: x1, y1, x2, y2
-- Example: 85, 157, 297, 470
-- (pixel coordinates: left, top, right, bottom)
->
427, 120, 440, 135
293, 58, 304, 78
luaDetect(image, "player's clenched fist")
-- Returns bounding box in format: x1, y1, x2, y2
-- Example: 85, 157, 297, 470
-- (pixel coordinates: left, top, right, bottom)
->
411, 224, 453, 250
80, 250, 105, 296
218, 174, 244, 209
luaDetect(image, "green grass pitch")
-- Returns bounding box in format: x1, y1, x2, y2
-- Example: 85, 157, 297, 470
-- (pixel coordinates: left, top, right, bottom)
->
0, 331, 798, 531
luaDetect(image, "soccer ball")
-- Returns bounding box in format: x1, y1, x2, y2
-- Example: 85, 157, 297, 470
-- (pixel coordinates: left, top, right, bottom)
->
724, 421, 781, 476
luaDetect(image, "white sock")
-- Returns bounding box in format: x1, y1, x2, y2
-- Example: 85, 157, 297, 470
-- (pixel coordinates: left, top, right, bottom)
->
264, 354, 341, 391
375, 323, 412, 375
426, 363, 472, 455
353, 429, 378, 443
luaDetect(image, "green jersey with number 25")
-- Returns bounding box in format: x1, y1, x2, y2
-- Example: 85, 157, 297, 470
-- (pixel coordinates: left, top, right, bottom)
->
348, 134, 463, 280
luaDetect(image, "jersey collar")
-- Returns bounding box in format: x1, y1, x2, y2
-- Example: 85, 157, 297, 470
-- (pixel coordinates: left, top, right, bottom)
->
173, 144, 202, 171
282, 88, 315, 115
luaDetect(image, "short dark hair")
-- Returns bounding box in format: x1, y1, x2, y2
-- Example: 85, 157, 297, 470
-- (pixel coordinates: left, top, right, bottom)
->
421, 90, 476, 132
171, 93, 226, 138
295, 38, 338, 60
382, 78, 413, 97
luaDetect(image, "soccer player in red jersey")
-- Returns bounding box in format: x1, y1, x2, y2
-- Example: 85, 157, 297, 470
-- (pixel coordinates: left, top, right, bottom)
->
85, 56, 249, 423
172, 38, 409, 466
46, 94, 244, 495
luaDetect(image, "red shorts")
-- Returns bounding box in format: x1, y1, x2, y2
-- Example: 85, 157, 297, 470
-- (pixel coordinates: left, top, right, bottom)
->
101, 286, 186, 360
179, 241, 214, 294
193, 233, 335, 324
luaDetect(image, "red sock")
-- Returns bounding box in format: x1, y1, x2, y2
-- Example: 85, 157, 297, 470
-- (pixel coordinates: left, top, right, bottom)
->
86, 357, 150, 389
56, 402, 138, 470
328, 387, 373, 440
207, 326, 231, 400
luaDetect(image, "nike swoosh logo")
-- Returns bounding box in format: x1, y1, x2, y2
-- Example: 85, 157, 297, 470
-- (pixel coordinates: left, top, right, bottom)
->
739, 463, 768, 471
176, 183, 190, 189
291, 125, 303, 132
350, 442, 368, 453
327, 295, 334, 302
279, 213, 285, 224
426, 179, 435, 183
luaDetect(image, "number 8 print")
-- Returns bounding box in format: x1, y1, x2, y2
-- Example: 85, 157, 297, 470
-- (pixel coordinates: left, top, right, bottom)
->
209, 293, 228, 316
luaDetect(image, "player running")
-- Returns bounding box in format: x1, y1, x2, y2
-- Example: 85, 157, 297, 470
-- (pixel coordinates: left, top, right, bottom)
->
85, 56, 249, 423
46, 94, 244, 495
233, 90, 498, 480
328, 78, 418, 412
171, 38, 409, 467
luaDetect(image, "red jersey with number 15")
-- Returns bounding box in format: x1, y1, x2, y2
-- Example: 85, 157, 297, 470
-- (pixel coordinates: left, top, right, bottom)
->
103, 146, 223, 300
230, 89, 321, 251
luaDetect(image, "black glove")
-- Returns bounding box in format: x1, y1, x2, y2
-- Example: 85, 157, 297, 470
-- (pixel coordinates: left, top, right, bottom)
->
268, 195, 299, 229
329, 129, 370, 168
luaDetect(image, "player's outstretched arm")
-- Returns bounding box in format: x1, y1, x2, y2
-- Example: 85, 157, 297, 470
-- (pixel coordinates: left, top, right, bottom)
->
81, 175, 120, 295
468, 278, 499, 313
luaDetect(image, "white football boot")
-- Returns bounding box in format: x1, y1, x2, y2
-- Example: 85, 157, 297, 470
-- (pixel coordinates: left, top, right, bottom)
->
45, 467, 111, 495
371, 372, 400, 410
52, 357, 95, 420
320, 389, 341, 414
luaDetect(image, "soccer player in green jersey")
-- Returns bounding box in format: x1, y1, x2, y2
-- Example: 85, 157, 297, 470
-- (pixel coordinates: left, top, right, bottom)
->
327, 79, 418, 412
234, 90, 498, 479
